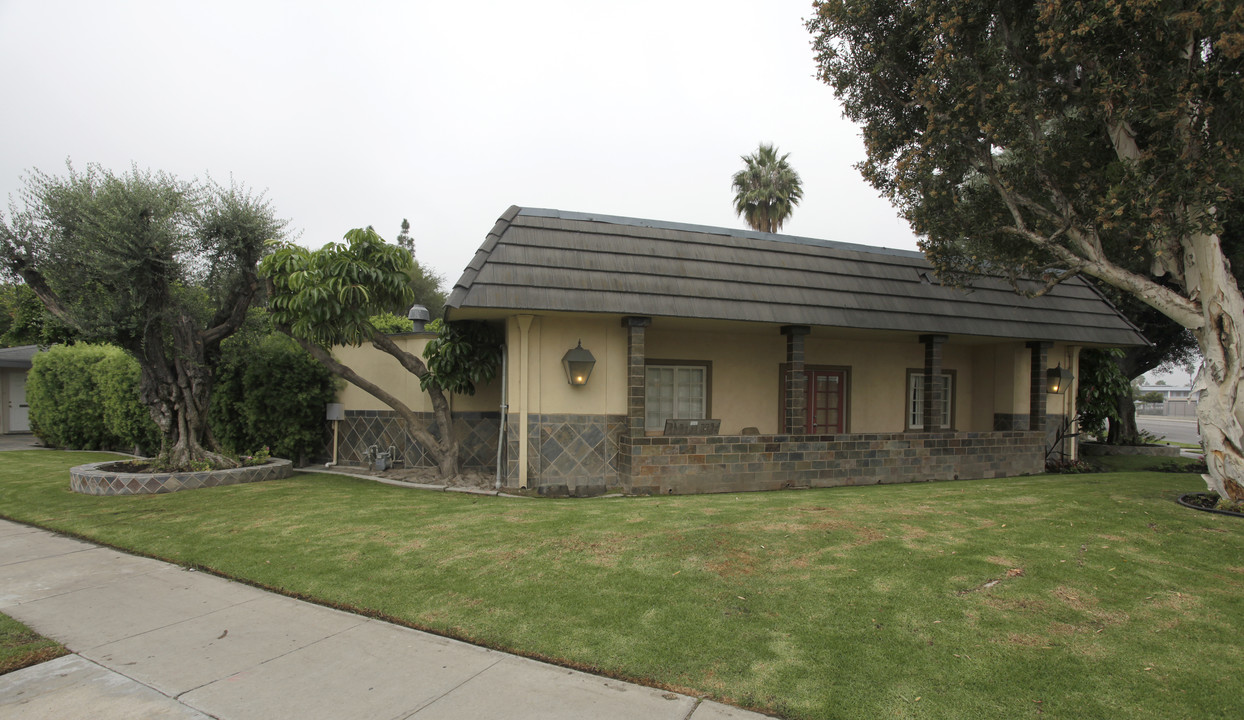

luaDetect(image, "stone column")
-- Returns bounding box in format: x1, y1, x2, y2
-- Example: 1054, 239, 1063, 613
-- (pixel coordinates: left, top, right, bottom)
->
919, 334, 948, 431
781, 326, 811, 434
622, 317, 652, 438
1027, 341, 1052, 433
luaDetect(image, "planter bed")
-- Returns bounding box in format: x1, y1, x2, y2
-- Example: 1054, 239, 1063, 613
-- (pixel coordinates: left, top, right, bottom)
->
70, 458, 292, 496
1079, 442, 1180, 458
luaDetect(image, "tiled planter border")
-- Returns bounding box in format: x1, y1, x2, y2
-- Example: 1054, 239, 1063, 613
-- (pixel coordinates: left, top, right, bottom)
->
70, 458, 293, 496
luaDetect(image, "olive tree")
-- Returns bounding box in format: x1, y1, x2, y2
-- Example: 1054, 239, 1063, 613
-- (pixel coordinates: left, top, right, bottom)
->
809, 0, 1244, 499
0, 163, 283, 467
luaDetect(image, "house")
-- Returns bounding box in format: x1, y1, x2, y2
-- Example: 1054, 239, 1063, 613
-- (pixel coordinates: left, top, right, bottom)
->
330, 207, 1146, 495
0, 345, 39, 434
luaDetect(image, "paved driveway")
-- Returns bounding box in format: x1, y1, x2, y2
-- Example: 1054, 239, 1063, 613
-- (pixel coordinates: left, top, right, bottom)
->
0, 434, 44, 451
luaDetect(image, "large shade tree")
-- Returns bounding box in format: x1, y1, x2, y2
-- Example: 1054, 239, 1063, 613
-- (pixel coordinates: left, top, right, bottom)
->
731, 143, 804, 233
0, 164, 284, 466
809, 0, 1244, 500
260, 228, 500, 478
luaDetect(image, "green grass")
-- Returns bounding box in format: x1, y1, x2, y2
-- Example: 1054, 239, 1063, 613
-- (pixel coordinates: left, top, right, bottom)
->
1090, 453, 1204, 474
2, 450, 1242, 719
0, 612, 67, 675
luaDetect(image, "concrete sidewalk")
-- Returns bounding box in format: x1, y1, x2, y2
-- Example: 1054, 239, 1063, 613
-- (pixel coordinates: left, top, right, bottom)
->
0, 519, 768, 719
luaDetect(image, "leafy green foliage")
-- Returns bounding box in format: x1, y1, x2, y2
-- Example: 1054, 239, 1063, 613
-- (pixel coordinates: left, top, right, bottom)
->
0, 284, 76, 347
731, 143, 803, 233
92, 350, 161, 454
27, 343, 160, 454
210, 332, 338, 462
260, 227, 415, 347
422, 321, 503, 395
368, 311, 414, 334
1076, 348, 1133, 440
405, 261, 446, 321
808, 1, 1242, 285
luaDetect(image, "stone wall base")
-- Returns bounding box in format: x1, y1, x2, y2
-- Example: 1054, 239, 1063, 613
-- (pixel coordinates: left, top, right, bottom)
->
624, 431, 1046, 495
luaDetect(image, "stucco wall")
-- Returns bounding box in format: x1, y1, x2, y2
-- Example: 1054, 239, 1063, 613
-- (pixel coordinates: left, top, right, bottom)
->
332, 333, 501, 413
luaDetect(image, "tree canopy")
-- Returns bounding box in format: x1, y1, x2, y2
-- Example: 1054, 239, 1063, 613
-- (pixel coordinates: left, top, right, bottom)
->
731, 143, 804, 233
0, 163, 283, 466
809, 0, 1244, 499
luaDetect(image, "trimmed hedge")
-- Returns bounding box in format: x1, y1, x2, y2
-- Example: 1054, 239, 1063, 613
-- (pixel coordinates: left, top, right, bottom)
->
27, 344, 157, 452
210, 333, 338, 462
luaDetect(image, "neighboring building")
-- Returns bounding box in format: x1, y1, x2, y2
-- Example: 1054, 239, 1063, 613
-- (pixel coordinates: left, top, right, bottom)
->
0, 345, 40, 434
331, 207, 1147, 495
1135, 384, 1193, 401
1135, 383, 1197, 417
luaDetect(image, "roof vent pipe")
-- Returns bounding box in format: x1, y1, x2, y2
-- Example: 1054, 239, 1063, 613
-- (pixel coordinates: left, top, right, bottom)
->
408, 304, 431, 333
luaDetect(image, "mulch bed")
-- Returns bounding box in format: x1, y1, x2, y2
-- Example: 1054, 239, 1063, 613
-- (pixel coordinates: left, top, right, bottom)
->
1178, 492, 1244, 518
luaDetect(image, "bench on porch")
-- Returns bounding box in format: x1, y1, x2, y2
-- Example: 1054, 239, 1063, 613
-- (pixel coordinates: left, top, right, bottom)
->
663, 418, 721, 436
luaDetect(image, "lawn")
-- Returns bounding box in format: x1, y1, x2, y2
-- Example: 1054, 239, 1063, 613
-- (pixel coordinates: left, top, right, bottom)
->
0, 612, 67, 675
1, 450, 1242, 719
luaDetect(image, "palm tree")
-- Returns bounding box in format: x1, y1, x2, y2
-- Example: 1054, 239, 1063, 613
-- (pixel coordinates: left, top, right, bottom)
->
731, 143, 803, 233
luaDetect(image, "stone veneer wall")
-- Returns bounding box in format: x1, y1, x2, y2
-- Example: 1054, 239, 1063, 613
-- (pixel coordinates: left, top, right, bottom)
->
505, 414, 627, 494
994, 413, 1067, 457
624, 431, 1046, 495
332, 410, 500, 468
71, 459, 293, 495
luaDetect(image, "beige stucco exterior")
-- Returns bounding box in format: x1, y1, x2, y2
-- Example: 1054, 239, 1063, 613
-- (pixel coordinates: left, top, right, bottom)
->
480, 313, 1077, 437
332, 333, 501, 413
333, 316, 1079, 440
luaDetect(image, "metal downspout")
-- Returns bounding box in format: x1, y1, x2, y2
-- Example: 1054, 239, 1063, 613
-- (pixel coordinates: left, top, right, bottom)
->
495, 344, 507, 490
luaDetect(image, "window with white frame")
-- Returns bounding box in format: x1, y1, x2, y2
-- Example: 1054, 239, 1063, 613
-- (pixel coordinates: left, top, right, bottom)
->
645, 364, 708, 432
906, 371, 954, 429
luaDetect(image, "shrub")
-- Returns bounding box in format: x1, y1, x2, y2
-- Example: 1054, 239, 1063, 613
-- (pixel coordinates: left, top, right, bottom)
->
92, 351, 161, 455
28, 345, 121, 450
210, 333, 338, 462
27, 344, 160, 453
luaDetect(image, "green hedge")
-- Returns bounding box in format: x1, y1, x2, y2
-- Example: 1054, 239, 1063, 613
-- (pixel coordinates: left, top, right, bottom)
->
210, 333, 338, 462
92, 350, 161, 454
29, 333, 336, 462
27, 344, 158, 452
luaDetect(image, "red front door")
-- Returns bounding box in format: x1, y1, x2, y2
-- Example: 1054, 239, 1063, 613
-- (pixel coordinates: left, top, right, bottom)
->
805, 371, 845, 435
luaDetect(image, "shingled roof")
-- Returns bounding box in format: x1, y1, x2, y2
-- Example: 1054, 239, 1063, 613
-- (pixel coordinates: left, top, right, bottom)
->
447, 207, 1147, 346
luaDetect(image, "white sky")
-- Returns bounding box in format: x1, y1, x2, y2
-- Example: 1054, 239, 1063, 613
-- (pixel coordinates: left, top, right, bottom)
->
0, 0, 920, 287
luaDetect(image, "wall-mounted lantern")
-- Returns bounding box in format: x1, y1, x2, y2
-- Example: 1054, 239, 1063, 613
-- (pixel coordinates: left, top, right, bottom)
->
562, 340, 596, 386
407, 304, 431, 333
1046, 364, 1074, 394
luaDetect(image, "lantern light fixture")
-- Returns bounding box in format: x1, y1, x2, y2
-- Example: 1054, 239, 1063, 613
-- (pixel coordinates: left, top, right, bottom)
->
562, 340, 596, 386
1046, 363, 1074, 394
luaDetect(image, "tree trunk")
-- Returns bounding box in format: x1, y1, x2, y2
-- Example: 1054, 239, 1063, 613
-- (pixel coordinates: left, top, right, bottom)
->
1185, 232, 1244, 500
135, 315, 235, 469
1106, 390, 1139, 445
279, 329, 460, 479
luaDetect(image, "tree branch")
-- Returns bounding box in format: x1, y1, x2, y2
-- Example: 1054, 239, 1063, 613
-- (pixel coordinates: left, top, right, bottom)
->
276, 327, 446, 456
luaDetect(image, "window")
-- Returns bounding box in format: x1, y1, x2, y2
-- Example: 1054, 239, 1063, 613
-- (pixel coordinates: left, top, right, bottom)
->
907, 371, 954, 429
645, 363, 709, 432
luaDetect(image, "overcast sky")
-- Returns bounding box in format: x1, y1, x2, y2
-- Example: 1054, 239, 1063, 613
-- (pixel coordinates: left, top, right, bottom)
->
1, 0, 919, 286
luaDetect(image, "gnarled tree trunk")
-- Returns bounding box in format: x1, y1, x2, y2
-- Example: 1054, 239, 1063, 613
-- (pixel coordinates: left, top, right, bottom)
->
1187, 233, 1244, 501
134, 313, 236, 468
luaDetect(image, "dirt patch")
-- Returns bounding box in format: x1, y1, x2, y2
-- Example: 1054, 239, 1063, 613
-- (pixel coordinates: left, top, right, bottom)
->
705, 550, 758, 577
1001, 633, 1051, 647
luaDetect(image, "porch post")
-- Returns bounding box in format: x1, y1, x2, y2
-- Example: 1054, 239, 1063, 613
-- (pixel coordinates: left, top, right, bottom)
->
1027, 341, 1052, 432
919, 334, 948, 431
781, 325, 811, 434
622, 316, 652, 438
